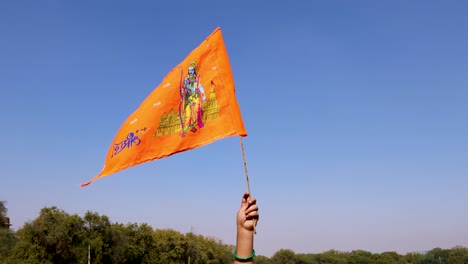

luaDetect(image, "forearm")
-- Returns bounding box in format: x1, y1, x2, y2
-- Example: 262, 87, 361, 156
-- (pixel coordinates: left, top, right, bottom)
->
234, 228, 255, 264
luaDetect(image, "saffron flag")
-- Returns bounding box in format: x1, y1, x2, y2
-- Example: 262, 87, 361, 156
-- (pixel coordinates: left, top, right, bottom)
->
81, 28, 246, 187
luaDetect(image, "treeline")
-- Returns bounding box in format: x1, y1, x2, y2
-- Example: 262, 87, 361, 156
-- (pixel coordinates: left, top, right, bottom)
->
0, 205, 233, 264
1, 201, 467, 264
257, 247, 468, 264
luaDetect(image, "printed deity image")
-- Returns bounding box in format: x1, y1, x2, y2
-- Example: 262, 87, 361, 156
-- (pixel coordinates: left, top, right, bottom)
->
179, 61, 206, 136
154, 61, 221, 138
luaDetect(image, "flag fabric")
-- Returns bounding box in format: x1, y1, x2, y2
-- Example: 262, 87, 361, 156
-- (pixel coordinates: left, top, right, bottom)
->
81, 27, 246, 187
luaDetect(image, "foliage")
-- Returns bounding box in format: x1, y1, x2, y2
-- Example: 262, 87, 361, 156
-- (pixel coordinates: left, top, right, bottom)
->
0, 201, 15, 263
255, 255, 273, 264
0, 228, 16, 263
271, 249, 298, 264
1, 201, 468, 264
251, 247, 468, 264
6, 207, 85, 264
0, 201, 10, 229
447, 246, 468, 264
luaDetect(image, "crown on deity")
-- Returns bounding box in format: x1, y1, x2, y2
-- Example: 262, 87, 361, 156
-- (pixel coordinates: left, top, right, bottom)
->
188, 60, 197, 70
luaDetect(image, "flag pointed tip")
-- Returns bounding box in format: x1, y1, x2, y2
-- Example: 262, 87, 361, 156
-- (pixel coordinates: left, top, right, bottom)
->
80, 181, 92, 188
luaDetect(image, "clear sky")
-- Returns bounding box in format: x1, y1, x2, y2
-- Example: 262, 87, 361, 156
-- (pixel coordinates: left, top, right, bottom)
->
1, 0, 467, 257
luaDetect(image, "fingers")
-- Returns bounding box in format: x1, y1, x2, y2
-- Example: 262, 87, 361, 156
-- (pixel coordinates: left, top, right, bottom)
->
240, 192, 250, 210
241, 192, 250, 203
241, 192, 259, 219
245, 203, 258, 215
241, 193, 257, 205
244, 197, 259, 221
245, 207, 260, 220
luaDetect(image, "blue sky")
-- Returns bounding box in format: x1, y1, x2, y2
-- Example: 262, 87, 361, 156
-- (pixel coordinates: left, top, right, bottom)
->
1, 0, 467, 257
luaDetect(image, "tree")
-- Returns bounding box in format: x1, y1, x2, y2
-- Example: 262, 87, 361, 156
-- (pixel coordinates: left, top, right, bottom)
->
369, 251, 405, 264
0, 201, 10, 229
314, 250, 348, 264
107, 222, 131, 263
255, 255, 273, 264
447, 246, 468, 264
183, 232, 232, 264
419, 247, 449, 264
0, 228, 15, 262
148, 228, 185, 263
124, 223, 158, 263
0, 201, 16, 263
6, 207, 85, 264
296, 253, 319, 264
82, 211, 114, 263
199, 236, 233, 264
403, 252, 423, 264
348, 250, 373, 264
271, 249, 298, 264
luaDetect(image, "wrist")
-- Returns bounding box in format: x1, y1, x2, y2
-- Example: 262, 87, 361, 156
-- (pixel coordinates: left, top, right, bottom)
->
237, 226, 254, 237
236, 227, 254, 259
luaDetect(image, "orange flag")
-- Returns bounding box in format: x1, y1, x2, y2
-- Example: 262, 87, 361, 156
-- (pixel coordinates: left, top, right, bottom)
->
81, 28, 246, 187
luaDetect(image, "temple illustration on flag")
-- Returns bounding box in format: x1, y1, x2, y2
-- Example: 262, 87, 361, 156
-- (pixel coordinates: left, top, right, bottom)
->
153, 84, 220, 137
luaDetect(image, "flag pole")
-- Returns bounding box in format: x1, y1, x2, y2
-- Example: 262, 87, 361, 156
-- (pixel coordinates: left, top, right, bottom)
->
239, 137, 251, 194
239, 136, 257, 234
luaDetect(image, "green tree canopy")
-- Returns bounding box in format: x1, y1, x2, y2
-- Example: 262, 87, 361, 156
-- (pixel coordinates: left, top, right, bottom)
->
271, 249, 298, 264
2, 203, 468, 264
0, 201, 9, 229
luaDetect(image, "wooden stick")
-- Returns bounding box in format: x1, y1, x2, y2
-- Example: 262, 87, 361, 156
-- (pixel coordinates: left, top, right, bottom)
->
240, 136, 257, 234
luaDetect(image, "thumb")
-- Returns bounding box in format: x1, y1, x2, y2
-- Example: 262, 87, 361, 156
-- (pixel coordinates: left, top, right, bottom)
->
240, 192, 251, 210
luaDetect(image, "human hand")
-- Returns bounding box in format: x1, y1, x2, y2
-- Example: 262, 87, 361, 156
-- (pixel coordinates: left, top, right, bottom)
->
237, 192, 259, 232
